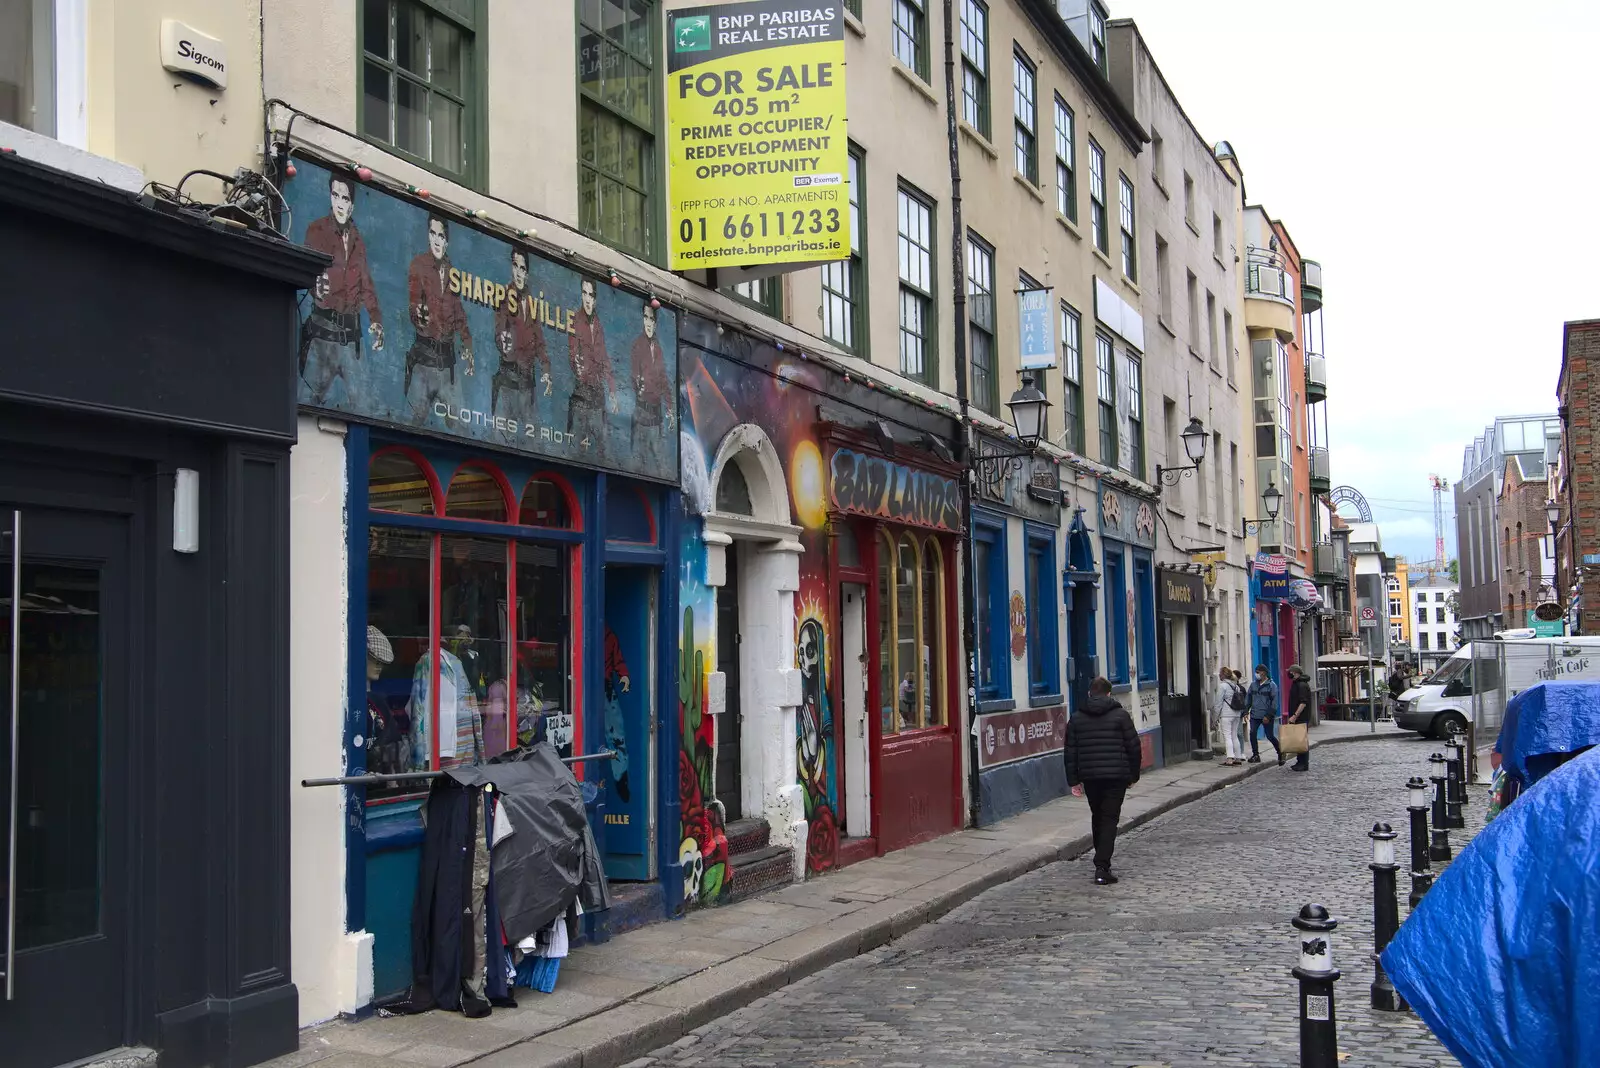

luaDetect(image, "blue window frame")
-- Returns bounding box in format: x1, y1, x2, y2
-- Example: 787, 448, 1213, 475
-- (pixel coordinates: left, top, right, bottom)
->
1025, 525, 1060, 701
973, 512, 1010, 702
1133, 549, 1156, 684
1103, 542, 1129, 684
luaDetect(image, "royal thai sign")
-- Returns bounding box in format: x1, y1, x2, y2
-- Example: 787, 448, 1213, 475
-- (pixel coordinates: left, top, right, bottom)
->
282, 157, 678, 481
827, 447, 960, 532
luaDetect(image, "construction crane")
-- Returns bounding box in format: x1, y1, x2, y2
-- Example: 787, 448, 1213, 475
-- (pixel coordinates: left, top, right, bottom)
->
1424, 475, 1449, 577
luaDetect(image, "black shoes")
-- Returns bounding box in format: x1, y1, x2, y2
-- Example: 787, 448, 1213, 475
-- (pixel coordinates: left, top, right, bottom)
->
1247, 755, 1261, 764
1278, 751, 1286, 767
1094, 867, 1119, 885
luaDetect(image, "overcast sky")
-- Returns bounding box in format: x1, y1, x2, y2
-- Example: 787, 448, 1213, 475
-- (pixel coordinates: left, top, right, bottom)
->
1111, 0, 1600, 564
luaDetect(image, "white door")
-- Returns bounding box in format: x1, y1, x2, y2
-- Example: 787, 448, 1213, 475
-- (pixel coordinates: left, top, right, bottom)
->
842, 584, 871, 838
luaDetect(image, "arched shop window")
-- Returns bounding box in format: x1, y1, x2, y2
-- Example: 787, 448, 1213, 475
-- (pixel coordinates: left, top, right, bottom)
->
520, 476, 573, 528
369, 449, 438, 514
877, 530, 945, 734
445, 464, 511, 521
363, 450, 575, 805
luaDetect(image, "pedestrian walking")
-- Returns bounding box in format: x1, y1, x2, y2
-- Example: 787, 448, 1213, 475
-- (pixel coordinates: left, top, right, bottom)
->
1246, 664, 1284, 766
1216, 667, 1248, 766
1065, 676, 1142, 885
1286, 664, 1314, 772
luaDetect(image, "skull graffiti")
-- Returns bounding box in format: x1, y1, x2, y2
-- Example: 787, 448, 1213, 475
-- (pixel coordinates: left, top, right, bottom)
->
797, 620, 824, 781
680, 838, 704, 904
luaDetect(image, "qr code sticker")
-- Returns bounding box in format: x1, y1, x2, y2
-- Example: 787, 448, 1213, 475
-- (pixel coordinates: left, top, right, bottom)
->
1305, 994, 1331, 1022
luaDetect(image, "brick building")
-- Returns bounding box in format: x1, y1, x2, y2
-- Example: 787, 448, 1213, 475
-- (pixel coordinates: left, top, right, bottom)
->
1558, 320, 1600, 634
1496, 453, 1554, 629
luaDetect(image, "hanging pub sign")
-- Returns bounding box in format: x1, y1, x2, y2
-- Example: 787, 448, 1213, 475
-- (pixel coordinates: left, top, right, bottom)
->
666, 0, 849, 271
827, 446, 961, 532
281, 157, 678, 482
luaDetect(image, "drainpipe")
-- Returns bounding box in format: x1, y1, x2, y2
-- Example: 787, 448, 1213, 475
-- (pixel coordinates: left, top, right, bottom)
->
941, 0, 979, 828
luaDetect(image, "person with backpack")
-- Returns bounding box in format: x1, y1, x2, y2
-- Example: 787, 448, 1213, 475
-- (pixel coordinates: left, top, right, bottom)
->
1246, 663, 1284, 766
1065, 677, 1142, 885
1216, 667, 1248, 766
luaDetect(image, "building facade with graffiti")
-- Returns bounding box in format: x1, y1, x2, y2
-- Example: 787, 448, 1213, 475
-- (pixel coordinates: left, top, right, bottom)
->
675, 317, 965, 903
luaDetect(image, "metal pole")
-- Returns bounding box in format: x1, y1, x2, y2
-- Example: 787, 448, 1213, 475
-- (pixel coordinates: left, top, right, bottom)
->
299, 749, 618, 788
1292, 903, 1341, 1068
941, 0, 980, 829
1368, 823, 1406, 1012
4, 511, 18, 1001
1406, 776, 1433, 907
1368, 661, 1376, 732
1428, 753, 1452, 863
1443, 732, 1466, 829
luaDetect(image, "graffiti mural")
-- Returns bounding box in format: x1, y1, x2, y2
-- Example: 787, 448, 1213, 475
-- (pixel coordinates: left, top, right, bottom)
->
677, 321, 844, 875
677, 543, 730, 906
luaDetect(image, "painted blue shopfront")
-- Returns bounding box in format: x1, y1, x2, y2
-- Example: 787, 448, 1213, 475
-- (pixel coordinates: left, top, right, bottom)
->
279, 152, 685, 1003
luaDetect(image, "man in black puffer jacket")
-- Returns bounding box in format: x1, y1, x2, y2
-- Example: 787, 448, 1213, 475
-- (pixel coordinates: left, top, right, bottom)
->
1065, 676, 1143, 885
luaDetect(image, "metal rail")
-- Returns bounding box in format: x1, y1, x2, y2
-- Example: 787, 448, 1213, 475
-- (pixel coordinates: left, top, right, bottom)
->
300, 749, 616, 788
4, 511, 18, 1001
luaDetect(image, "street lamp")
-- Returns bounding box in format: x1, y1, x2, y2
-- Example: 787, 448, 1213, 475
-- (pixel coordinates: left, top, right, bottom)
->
1241, 481, 1284, 539
972, 375, 1053, 487
1155, 417, 1208, 488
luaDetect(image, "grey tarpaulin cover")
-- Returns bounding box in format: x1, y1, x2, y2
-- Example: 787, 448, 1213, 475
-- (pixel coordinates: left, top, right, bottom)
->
446, 744, 611, 945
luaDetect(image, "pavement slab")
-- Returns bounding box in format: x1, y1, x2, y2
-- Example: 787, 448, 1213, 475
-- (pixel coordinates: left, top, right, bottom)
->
258, 722, 1418, 1068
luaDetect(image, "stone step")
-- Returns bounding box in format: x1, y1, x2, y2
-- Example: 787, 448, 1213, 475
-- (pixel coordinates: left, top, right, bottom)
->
724, 817, 771, 856
721, 843, 794, 905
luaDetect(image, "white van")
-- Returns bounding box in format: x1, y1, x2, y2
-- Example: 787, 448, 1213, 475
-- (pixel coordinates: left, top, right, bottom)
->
1394, 635, 1600, 739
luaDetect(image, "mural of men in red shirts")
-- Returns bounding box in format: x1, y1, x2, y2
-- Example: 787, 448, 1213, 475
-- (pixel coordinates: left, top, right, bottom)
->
567, 277, 614, 453
629, 302, 670, 464
300, 174, 384, 405
492, 247, 549, 429
404, 214, 473, 424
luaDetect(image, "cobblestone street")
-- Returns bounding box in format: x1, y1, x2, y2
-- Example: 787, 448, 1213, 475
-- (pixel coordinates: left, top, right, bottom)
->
635, 737, 1477, 1068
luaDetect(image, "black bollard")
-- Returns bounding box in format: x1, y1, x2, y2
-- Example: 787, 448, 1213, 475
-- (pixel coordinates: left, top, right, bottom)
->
1444, 731, 1467, 829
1429, 753, 1452, 863
1368, 823, 1407, 1012
1292, 903, 1341, 1068
1407, 776, 1433, 907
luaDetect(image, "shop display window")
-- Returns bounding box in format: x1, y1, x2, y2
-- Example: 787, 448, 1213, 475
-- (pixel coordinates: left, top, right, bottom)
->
972, 514, 1008, 701
1104, 544, 1129, 683
362, 450, 576, 806
1025, 528, 1060, 699
877, 530, 948, 734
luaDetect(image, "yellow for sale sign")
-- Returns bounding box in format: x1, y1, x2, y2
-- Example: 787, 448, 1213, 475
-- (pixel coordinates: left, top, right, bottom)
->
666, 1, 849, 272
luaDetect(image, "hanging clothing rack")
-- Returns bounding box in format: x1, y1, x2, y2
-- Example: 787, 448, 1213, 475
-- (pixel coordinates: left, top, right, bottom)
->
300, 749, 616, 788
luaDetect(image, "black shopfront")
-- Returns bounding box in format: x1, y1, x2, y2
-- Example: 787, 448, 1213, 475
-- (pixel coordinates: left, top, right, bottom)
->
0, 154, 325, 1067
1157, 568, 1207, 764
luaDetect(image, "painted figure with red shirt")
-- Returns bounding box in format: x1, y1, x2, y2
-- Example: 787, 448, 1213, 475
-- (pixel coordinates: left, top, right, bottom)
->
404, 214, 473, 424
629, 302, 670, 466
603, 625, 632, 802
299, 174, 384, 405
567, 278, 615, 455
491, 246, 549, 430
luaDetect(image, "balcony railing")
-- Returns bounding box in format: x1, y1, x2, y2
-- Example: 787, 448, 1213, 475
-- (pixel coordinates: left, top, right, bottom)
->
1310, 445, 1331, 490
1245, 247, 1295, 306
1314, 542, 1342, 581
1306, 354, 1327, 402
1302, 259, 1323, 313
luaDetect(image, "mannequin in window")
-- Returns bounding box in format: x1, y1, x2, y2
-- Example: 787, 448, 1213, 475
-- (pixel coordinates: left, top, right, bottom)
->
366, 625, 403, 775
409, 630, 483, 772
604, 626, 632, 802
899, 672, 916, 729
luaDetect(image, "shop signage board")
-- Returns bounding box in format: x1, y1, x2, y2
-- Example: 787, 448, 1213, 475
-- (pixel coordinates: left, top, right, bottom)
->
1254, 552, 1291, 602
666, 0, 849, 271
282, 157, 678, 482
827, 446, 961, 532
1359, 605, 1378, 627
1159, 570, 1205, 616
976, 705, 1067, 770
975, 434, 1058, 523
1098, 485, 1157, 549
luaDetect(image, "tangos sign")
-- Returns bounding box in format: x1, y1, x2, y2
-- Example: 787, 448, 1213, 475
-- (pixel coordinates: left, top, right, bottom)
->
666, 1, 848, 270
281, 157, 677, 482
828, 448, 960, 532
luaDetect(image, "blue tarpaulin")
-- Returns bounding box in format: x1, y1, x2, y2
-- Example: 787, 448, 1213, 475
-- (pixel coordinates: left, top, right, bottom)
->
1380, 746, 1600, 1067
1497, 680, 1600, 788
